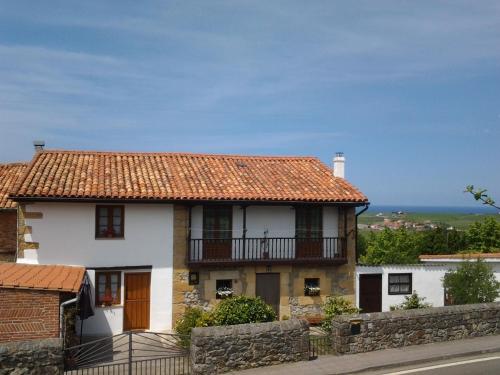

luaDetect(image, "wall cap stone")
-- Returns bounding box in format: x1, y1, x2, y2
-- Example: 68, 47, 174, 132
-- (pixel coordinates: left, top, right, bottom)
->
333, 302, 500, 323
191, 318, 309, 338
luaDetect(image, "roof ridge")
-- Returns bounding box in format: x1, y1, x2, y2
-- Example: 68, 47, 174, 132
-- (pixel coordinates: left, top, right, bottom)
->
37, 149, 320, 161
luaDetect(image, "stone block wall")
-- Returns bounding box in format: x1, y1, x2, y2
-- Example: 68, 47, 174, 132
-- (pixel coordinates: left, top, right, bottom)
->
0, 288, 60, 342
0, 210, 17, 262
190, 319, 310, 374
0, 338, 63, 374
331, 302, 500, 354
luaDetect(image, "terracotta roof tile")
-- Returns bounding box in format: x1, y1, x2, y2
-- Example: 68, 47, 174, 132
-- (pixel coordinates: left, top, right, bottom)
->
0, 263, 85, 293
420, 253, 500, 260
11, 150, 368, 203
0, 163, 28, 209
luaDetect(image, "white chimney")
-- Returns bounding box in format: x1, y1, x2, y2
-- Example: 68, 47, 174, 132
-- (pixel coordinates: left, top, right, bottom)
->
333, 152, 345, 178
33, 140, 45, 152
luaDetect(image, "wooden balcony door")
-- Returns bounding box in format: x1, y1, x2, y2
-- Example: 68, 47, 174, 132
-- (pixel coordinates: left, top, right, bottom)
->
296, 206, 323, 258
203, 206, 232, 260
124, 272, 150, 331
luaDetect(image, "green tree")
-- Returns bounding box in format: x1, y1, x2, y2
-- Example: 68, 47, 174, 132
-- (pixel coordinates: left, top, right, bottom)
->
419, 227, 468, 254
321, 296, 359, 331
466, 217, 500, 252
359, 228, 420, 265
442, 260, 500, 304
357, 232, 368, 259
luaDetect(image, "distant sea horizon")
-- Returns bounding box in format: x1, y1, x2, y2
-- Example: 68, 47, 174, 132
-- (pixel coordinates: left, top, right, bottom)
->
367, 205, 499, 215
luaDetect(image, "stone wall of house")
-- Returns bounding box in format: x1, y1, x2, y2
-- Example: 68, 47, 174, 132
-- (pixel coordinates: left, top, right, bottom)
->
331, 302, 500, 354
0, 210, 17, 262
0, 288, 60, 342
190, 319, 310, 374
0, 338, 63, 374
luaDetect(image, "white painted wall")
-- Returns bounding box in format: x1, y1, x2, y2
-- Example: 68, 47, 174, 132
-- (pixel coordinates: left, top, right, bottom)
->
19, 203, 174, 335
189, 205, 339, 260
356, 262, 500, 312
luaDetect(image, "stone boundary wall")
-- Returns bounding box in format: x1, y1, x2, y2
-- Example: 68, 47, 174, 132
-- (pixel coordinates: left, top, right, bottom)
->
0, 338, 63, 374
190, 319, 310, 374
331, 302, 500, 354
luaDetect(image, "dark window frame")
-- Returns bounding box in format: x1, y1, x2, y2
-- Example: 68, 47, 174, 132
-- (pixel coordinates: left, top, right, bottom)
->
295, 206, 323, 239
304, 278, 320, 296
215, 279, 233, 299
95, 271, 121, 306
388, 273, 412, 295
95, 205, 125, 239
203, 206, 232, 239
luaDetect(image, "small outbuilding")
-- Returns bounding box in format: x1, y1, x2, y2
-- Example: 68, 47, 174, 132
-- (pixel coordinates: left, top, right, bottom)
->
0, 263, 85, 342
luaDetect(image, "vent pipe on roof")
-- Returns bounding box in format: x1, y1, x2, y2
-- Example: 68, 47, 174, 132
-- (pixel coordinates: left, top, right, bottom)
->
33, 140, 45, 152
333, 152, 345, 178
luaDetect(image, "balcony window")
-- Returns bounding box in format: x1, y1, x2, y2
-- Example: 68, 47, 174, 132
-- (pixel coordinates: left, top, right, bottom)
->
296, 206, 323, 258
203, 206, 232, 259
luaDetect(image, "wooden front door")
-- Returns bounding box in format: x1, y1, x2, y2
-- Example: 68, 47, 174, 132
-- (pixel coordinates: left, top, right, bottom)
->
203, 206, 232, 260
359, 274, 382, 313
124, 272, 151, 331
256, 273, 280, 316
296, 206, 323, 258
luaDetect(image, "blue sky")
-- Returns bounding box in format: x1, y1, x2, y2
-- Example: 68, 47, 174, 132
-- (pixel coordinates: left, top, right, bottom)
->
0, 1, 499, 206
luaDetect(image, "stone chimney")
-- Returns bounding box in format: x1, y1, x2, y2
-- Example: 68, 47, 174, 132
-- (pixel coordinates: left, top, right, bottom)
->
33, 140, 45, 152
333, 152, 345, 178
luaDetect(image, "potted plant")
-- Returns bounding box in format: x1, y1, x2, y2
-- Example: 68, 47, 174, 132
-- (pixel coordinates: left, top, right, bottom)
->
216, 286, 234, 299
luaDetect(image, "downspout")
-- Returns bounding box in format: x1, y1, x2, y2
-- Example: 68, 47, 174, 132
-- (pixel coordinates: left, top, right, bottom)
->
355, 203, 370, 263
60, 297, 78, 342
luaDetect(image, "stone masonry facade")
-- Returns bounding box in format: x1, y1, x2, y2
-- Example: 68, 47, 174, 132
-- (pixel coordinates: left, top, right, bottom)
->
0, 288, 61, 342
0, 338, 63, 375
171, 205, 357, 326
0, 211, 17, 262
190, 319, 310, 374
330, 302, 500, 354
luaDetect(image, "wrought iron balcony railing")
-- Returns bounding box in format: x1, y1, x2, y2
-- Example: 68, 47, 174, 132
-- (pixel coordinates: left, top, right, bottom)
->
188, 237, 347, 265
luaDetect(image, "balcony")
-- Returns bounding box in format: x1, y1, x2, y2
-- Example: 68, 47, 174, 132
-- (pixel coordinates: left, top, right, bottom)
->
188, 237, 347, 266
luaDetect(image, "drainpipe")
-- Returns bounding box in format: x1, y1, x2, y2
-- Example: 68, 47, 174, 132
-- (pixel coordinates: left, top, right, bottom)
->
355, 203, 370, 263
60, 297, 78, 343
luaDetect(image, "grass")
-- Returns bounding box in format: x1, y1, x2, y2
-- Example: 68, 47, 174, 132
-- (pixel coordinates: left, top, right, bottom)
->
358, 212, 500, 230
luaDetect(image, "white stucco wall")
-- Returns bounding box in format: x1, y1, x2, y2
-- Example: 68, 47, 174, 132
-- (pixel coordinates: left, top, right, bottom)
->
19, 202, 174, 335
189, 205, 339, 260
356, 262, 500, 312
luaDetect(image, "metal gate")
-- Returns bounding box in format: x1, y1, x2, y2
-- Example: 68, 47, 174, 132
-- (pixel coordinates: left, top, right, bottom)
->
64, 332, 190, 374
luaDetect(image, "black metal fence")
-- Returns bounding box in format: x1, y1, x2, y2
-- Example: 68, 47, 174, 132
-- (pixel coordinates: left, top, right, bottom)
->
64, 332, 190, 374
309, 335, 334, 359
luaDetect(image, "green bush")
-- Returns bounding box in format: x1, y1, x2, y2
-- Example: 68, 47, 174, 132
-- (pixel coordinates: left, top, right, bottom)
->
211, 296, 276, 325
390, 292, 432, 310
321, 296, 359, 332
174, 307, 204, 337
443, 259, 500, 304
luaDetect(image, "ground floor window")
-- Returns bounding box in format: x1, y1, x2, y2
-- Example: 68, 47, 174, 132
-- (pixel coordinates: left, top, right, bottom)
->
216, 279, 233, 299
388, 273, 412, 295
304, 278, 320, 296
96, 271, 121, 306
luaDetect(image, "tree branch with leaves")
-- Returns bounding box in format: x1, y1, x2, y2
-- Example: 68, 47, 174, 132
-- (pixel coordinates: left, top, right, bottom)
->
465, 185, 500, 210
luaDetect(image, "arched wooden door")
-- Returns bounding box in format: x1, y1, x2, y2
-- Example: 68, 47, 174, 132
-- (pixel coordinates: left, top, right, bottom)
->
124, 272, 151, 331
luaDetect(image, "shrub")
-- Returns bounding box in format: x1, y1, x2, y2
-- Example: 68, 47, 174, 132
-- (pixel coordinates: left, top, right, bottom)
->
390, 292, 432, 310
443, 259, 500, 304
321, 296, 359, 332
174, 307, 204, 337
211, 296, 276, 325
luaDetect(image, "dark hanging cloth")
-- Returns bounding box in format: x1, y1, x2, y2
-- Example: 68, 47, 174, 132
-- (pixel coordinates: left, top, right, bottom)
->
78, 273, 94, 320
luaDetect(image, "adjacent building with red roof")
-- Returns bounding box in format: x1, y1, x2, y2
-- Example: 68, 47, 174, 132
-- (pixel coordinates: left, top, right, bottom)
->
7, 148, 368, 336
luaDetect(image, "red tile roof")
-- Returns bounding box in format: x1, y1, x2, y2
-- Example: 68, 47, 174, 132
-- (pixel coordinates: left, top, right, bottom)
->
11, 150, 368, 203
0, 163, 28, 209
0, 263, 85, 293
420, 253, 500, 260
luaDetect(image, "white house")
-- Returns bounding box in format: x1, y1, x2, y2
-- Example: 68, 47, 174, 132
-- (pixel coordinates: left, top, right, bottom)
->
11, 148, 368, 336
356, 253, 500, 312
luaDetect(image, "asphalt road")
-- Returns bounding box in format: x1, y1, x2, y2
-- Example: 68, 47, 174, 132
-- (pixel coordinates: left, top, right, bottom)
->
364, 353, 500, 375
